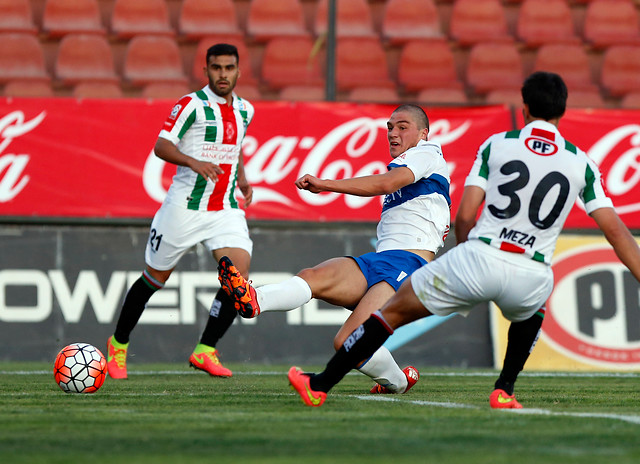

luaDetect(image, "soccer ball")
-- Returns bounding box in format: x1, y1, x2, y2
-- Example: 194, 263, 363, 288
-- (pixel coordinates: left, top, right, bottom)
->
53, 343, 107, 393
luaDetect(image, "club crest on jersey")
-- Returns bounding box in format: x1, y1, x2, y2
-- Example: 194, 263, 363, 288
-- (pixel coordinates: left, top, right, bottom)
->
525, 136, 558, 156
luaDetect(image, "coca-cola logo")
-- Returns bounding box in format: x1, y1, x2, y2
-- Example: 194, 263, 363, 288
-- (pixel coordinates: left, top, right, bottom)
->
0, 110, 45, 202
545, 244, 640, 368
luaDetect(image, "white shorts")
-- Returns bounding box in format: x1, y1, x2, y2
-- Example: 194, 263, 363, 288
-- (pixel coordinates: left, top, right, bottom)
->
145, 202, 252, 271
411, 239, 553, 322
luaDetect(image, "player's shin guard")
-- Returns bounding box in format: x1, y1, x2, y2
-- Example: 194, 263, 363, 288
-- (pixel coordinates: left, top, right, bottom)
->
114, 270, 164, 344
310, 311, 394, 393
199, 288, 238, 347
495, 309, 545, 395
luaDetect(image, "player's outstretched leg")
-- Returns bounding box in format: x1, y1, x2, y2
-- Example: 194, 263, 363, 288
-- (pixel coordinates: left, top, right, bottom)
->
106, 336, 129, 379
218, 256, 261, 318
288, 366, 327, 407
189, 343, 232, 377
370, 366, 420, 394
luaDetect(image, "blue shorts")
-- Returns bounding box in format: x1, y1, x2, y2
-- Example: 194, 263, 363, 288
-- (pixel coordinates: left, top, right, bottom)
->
351, 250, 429, 292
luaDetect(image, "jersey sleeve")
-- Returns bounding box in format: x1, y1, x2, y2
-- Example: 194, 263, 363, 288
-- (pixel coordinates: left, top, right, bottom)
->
464, 135, 495, 191
391, 141, 444, 183
158, 95, 197, 144
581, 155, 614, 213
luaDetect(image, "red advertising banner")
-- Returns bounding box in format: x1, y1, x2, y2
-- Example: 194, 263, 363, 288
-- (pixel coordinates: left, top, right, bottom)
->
1, 98, 639, 228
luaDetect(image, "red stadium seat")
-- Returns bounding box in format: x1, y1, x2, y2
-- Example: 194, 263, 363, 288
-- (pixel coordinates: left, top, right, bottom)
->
335, 38, 394, 91
566, 90, 605, 108
346, 87, 400, 103
0, 0, 37, 34
416, 88, 468, 105
381, 0, 443, 45
0, 33, 49, 83
191, 36, 258, 88
55, 34, 118, 85
3, 80, 54, 97
315, 0, 376, 38
516, 0, 580, 47
142, 82, 193, 100
621, 91, 640, 109
279, 85, 325, 101
600, 45, 640, 97
583, 0, 640, 48
449, 0, 511, 46
485, 89, 522, 106
246, 0, 309, 42
123, 35, 187, 87
465, 42, 523, 95
42, 0, 105, 37
397, 39, 463, 92
261, 37, 323, 91
73, 81, 124, 99
111, 0, 174, 39
178, 0, 242, 42
532, 44, 598, 92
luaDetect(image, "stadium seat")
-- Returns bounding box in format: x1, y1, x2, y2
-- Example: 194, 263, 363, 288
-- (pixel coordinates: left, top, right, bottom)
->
73, 81, 124, 98
381, 0, 443, 45
465, 42, 523, 95
191, 36, 258, 88
123, 35, 188, 87
566, 90, 605, 108
516, 0, 580, 47
583, 0, 640, 49
315, 0, 376, 38
279, 85, 325, 101
621, 91, 640, 109
347, 87, 400, 103
397, 39, 463, 93
111, 0, 174, 39
600, 45, 640, 97
3, 80, 54, 97
178, 0, 242, 42
0, 0, 37, 34
42, 0, 105, 37
485, 89, 522, 106
261, 37, 323, 91
449, 0, 512, 46
532, 44, 598, 92
416, 87, 468, 105
142, 82, 192, 100
246, 0, 309, 42
335, 38, 394, 91
0, 33, 50, 83
54, 34, 118, 85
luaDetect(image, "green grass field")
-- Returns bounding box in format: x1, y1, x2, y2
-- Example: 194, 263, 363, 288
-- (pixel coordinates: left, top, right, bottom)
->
1, 362, 639, 464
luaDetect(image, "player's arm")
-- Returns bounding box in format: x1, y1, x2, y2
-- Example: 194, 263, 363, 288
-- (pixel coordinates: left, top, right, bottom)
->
236, 148, 253, 207
590, 207, 640, 282
454, 185, 485, 244
295, 166, 414, 197
154, 137, 224, 182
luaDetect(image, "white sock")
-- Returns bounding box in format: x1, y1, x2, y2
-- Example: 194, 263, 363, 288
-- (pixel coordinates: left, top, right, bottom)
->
257, 276, 312, 312
357, 346, 408, 393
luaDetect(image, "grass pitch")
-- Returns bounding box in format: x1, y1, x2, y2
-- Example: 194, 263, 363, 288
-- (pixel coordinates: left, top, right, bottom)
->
1, 362, 639, 464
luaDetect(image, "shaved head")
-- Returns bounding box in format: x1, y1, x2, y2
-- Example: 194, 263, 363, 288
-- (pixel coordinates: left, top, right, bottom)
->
393, 104, 429, 131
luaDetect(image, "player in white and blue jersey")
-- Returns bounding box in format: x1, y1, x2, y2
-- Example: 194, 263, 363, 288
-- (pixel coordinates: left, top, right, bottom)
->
219, 105, 451, 394
285, 72, 640, 408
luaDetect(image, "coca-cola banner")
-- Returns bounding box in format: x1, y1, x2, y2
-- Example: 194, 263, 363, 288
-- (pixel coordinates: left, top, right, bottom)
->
1, 98, 639, 228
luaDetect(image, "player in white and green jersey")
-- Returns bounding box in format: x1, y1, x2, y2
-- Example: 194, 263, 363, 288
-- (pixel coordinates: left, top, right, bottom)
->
106, 43, 254, 380
287, 72, 640, 409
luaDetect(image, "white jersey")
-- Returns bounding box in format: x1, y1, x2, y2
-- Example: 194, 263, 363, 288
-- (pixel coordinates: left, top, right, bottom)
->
158, 85, 255, 211
465, 120, 613, 264
376, 139, 451, 253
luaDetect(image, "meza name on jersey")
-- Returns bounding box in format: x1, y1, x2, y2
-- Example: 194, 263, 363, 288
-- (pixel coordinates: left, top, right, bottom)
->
499, 227, 536, 248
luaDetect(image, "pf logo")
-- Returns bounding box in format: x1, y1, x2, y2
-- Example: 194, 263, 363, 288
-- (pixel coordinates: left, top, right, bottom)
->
545, 244, 640, 368
525, 137, 558, 156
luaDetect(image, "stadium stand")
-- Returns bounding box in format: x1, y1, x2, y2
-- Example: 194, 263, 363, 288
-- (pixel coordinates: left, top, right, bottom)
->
0, 0, 37, 35
314, 0, 377, 38
178, 0, 243, 42
261, 37, 323, 91
397, 39, 463, 93
449, 0, 512, 46
72, 81, 124, 99
516, 0, 580, 47
600, 44, 640, 97
485, 89, 522, 106
54, 34, 118, 85
566, 90, 606, 108
3, 80, 54, 97
246, 0, 309, 42
582, 0, 640, 49
465, 41, 523, 95
621, 91, 640, 109
142, 82, 192, 99
335, 37, 395, 92
110, 0, 174, 39
532, 43, 599, 92
41, 0, 105, 37
347, 86, 401, 103
380, 0, 444, 45
0, 33, 50, 83
279, 85, 325, 101
123, 35, 188, 87
416, 87, 468, 105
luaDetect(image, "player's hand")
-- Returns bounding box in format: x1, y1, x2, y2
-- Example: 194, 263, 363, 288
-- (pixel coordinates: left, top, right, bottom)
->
190, 159, 224, 182
238, 179, 253, 207
295, 174, 325, 193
